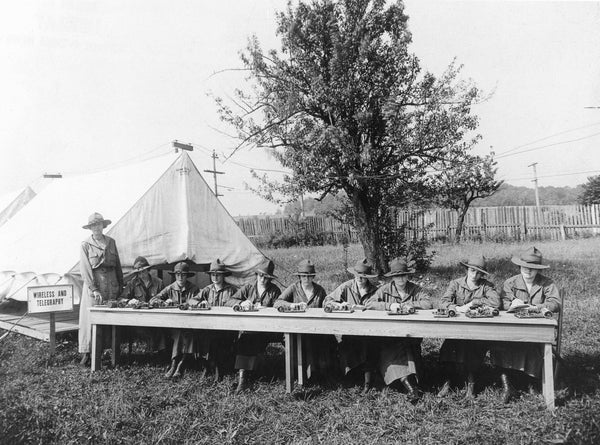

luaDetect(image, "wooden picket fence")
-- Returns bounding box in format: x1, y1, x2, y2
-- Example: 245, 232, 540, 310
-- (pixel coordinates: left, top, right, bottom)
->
235, 204, 600, 245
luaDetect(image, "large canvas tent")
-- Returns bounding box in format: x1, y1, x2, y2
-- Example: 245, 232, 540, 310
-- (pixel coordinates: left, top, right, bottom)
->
0, 152, 267, 304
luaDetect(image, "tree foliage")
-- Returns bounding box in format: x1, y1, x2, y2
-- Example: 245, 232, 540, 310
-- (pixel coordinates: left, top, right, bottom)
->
578, 175, 600, 205
434, 153, 502, 241
216, 0, 483, 271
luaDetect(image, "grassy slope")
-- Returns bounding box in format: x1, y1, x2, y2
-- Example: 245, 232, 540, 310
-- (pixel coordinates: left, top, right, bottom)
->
1, 239, 599, 444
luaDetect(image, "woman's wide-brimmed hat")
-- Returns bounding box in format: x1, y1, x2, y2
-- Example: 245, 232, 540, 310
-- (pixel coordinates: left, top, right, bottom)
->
208, 259, 232, 276
133, 256, 152, 273
347, 258, 378, 278
295, 259, 316, 276
511, 246, 550, 270
256, 260, 277, 279
168, 261, 196, 277
384, 258, 415, 277
82, 212, 112, 230
460, 255, 489, 275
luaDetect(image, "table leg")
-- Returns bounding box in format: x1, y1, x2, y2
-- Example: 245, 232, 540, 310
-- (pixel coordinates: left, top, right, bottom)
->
111, 326, 120, 368
542, 342, 555, 410
296, 334, 304, 388
91, 324, 102, 372
284, 333, 293, 393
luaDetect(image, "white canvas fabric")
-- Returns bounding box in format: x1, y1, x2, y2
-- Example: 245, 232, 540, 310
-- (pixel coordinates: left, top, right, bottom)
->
0, 186, 36, 227
0, 152, 266, 303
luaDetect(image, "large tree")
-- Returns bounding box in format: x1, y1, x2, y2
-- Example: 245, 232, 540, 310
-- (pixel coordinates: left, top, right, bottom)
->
434, 153, 502, 242
216, 0, 482, 271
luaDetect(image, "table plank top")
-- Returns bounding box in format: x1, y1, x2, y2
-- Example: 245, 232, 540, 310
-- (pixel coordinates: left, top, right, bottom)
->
89, 307, 557, 343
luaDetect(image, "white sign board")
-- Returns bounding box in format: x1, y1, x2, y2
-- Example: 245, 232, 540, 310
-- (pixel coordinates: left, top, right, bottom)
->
27, 284, 74, 314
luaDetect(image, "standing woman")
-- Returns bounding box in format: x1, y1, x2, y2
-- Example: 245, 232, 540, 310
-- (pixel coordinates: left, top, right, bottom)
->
78, 212, 124, 366
274, 260, 332, 382
491, 246, 561, 403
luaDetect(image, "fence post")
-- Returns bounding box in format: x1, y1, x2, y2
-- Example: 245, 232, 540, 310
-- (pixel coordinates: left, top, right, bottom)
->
560, 224, 567, 241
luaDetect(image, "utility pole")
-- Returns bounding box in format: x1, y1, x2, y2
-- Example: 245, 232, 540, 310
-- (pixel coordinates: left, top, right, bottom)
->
204, 150, 224, 198
528, 162, 541, 210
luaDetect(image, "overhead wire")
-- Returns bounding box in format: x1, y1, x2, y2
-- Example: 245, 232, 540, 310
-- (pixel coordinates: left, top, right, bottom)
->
495, 120, 600, 156
495, 131, 600, 159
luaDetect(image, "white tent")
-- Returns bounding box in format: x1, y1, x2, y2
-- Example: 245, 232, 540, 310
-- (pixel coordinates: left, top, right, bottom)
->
0, 186, 36, 227
0, 152, 267, 303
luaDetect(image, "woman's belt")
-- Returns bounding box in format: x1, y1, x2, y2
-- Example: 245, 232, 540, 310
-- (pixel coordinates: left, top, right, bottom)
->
94, 265, 115, 272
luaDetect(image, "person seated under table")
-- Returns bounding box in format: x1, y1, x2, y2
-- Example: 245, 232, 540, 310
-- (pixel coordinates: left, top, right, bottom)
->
189, 259, 238, 382
274, 260, 335, 384
437, 255, 500, 399
229, 260, 282, 393
119, 256, 165, 353
324, 258, 380, 392
365, 257, 433, 402
150, 262, 200, 379
490, 246, 561, 403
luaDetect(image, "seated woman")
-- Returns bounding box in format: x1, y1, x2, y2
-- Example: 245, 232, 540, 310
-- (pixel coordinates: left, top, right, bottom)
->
366, 258, 432, 402
324, 258, 379, 391
490, 246, 561, 403
191, 259, 238, 381
274, 260, 334, 383
151, 262, 200, 379
229, 260, 281, 393
437, 255, 500, 399
120, 256, 165, 352
121, 256, 163, 303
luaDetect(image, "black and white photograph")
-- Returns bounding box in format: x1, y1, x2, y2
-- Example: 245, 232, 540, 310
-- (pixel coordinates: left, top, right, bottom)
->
0, 1, 599, 443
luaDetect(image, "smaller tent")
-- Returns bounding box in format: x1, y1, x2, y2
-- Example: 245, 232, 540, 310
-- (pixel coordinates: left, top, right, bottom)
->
0, 152, 268, 304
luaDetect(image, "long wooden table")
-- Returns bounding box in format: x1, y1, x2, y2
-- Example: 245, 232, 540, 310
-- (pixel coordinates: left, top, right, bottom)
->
89, 307, 558, 409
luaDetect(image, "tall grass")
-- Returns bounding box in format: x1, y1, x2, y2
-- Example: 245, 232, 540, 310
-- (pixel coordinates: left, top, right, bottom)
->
1, 239, 600, 444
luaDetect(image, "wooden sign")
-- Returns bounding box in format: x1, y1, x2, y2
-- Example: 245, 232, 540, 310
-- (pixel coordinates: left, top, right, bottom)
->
27, 284, 74, 314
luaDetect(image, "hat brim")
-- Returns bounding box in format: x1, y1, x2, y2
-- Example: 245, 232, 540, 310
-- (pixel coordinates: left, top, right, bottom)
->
460, 262, 489, 275
511, 256, 549, 270
82, 219, 111, 230
384, 269, 415, 277
169, 271, 196, 277
347, 267, 378, 278
256, 271, 277, 279
208, 270, 231, 276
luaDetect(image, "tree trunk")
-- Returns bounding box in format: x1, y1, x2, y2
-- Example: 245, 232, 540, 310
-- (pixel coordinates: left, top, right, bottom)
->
455, 206, 467, 243
349, 189, 387, 273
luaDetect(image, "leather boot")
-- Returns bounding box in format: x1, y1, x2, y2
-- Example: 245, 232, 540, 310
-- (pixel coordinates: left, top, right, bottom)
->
362, 370, 373, 393
437, 379, 452, 398
165, 358, 178, 379
79, 353, 91, 367
173, 355, 187, 378
235, 369, 248, 394
500, 372, 516, 403
401, 375, 421, 403
464, 371, 475, 400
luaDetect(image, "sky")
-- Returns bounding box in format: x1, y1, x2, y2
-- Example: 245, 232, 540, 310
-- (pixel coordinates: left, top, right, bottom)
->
0, 0, 599, 216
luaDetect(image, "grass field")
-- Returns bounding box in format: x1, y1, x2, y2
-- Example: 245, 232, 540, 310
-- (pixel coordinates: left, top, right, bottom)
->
1, 239, 600, 444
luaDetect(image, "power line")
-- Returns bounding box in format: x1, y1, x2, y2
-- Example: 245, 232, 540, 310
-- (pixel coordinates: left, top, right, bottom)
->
504, 168, 600, 182
495, 120, 600, 156
495, 131, 600, 159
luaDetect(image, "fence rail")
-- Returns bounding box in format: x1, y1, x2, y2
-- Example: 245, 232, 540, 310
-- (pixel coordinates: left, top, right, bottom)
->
235, 204, 600, 245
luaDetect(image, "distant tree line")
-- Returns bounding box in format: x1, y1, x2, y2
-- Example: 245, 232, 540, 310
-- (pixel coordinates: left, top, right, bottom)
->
282, 182, 586, 216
